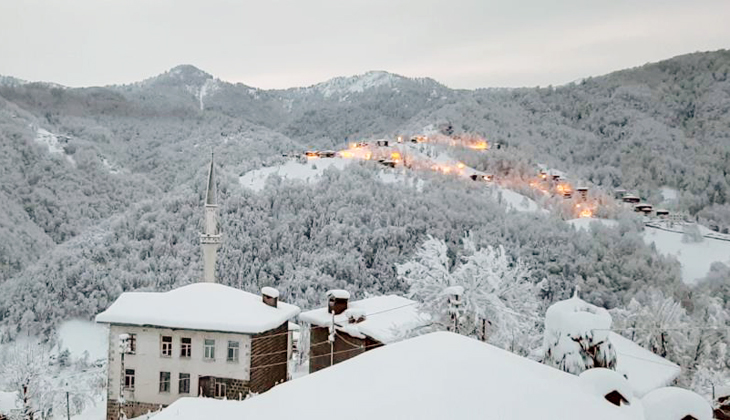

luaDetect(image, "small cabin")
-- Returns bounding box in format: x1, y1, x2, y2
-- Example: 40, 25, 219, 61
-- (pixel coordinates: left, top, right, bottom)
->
375, 140, 389, 147
655, 209, 670, 218
319, 150, 336, 158
299, 292, 425, 374
634, 203, 653, 214
622, 194, 641, 204
378, 159, 397, 168
304, 151, 319, 158
576, 187, 588, 200
469, 174, 492, 182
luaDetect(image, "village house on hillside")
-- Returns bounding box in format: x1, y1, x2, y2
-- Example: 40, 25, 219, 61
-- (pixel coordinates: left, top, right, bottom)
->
150, 332, 715, 420
95, 155, 300, 420
299, 291, 426, 373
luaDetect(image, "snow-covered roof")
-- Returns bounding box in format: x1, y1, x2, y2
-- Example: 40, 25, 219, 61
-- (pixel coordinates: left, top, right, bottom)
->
299, 295, 425, 344
579, 368, 643, 418
642, 387, 713, 420
326, 289, 350, 300
443, 285, 464, 296
580, 368, 635, 403
95, 283, 300, 334
261, 286, 279, 298
609, 332, 681, 397
153, 332, 644, 420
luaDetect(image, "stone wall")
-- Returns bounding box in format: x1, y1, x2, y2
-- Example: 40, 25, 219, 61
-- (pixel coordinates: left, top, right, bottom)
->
107, 399, 164, 420
250, 322, 288, 393
199, 376, 249, 400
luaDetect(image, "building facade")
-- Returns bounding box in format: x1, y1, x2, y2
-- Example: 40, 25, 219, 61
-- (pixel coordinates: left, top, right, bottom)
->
97, 155, 299, 419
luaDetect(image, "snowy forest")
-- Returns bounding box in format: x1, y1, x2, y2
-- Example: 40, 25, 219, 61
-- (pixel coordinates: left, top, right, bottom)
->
1, 49, 730, 411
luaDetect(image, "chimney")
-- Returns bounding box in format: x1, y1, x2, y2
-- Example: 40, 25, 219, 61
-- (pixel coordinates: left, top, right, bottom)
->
261, 287, 279, 308
326, 289, 350, 315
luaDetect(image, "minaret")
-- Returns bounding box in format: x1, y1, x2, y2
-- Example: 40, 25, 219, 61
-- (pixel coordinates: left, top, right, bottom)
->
200, 153, 221, 283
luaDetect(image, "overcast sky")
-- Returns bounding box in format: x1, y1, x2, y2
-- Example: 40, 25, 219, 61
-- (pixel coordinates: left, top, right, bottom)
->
1, 0, 728, 89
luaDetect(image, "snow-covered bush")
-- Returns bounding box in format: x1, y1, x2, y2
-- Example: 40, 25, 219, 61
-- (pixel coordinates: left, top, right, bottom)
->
542, 294, 617, 374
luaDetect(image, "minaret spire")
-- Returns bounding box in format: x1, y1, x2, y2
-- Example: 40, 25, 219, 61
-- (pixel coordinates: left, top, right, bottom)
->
200, 152, 221, 283
205, 151, 216, 206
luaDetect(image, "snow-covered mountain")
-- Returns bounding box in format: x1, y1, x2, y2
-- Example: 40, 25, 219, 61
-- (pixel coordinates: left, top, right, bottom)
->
0, 49, 728, 344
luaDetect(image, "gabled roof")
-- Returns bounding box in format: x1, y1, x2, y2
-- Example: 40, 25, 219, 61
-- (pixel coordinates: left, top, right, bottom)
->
95, 283, 300, 334
299, 295, 426, 344
153, 332, 644, 420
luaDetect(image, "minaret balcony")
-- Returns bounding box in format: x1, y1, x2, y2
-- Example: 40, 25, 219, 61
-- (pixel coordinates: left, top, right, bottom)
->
200, 234, 222, 244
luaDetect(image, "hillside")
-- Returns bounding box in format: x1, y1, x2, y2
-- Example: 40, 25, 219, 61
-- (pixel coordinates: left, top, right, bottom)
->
0, 50, 727, 338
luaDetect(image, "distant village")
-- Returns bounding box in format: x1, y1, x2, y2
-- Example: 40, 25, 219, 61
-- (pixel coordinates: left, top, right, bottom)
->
25, 155, 714, 420
289, 133, 722, 233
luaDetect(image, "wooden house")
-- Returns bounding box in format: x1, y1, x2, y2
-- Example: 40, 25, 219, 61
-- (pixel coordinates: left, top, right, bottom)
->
299, 291, 425, 373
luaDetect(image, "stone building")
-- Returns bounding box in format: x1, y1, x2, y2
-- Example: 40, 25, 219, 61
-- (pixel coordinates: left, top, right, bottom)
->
299, 291, 425, 373
95, 155, 300, 420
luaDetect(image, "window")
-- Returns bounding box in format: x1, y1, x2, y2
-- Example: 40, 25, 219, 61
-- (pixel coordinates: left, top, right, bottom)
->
180, 337, 192, 358
161, 336, 172, 357
178, 373, 190, 394
227, 341, 239, 362
127, 334, 136, 354
204, 339, 215, 360
215, 381, 227, 398
159, 372, 171, 393
124, 369, 135, 390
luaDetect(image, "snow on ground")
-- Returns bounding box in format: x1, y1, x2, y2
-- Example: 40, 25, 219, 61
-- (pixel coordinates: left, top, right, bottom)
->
153, 332, 643, 420
239, 158, 350, 192
660, 187, 678, 201
0, 391, 20, 414
317, 71, 397, 98
57, 319, 109, 361
643, 227, 730, 284
567, 218, 619, 231
71, 394, 107, 420
377, 170, 425, 191
493, 187, 543, 213
34, 127, 75, 165
198, 79, 218, 111
101, 157, 120, 174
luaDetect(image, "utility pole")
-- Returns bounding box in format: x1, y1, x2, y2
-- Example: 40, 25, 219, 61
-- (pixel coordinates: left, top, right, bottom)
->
66, 390, 70, 420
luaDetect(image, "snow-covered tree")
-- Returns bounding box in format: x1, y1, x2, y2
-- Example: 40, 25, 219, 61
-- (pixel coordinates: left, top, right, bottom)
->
398, 235, 541, 355
0, 340, 52, 420
611, 289, 689, 359
542, 293, 617, 374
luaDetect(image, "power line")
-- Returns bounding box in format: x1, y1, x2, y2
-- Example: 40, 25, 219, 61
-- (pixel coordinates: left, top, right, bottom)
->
613, 351, 680, 370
